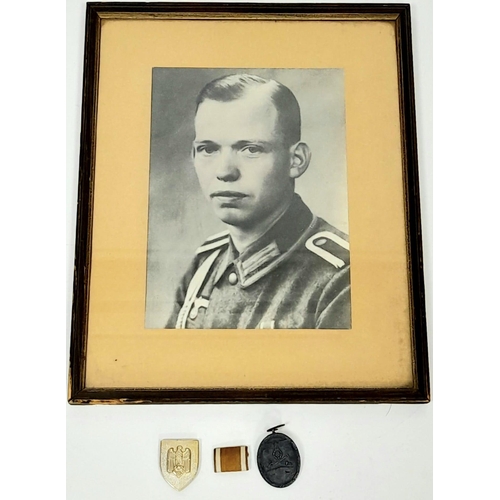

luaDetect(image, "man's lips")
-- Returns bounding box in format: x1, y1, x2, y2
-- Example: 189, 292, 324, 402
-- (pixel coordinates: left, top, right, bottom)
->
210, 191, 247, 199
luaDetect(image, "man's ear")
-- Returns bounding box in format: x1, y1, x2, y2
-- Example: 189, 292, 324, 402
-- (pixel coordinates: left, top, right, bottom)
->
289, 142, 311, 179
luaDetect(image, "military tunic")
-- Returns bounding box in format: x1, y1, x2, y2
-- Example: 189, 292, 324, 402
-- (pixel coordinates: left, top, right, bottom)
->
166, 195, 351, 329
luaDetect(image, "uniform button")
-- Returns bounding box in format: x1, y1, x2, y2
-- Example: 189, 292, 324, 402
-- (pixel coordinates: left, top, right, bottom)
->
228, 272, 238, 285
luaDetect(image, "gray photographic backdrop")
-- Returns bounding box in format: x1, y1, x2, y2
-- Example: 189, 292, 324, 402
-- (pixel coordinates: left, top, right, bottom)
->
145, 68, 348, 328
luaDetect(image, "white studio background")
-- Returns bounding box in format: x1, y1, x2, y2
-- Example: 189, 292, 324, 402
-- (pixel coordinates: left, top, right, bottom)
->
4, 0, 500, 497
11, 0, 500, 498
64, 1, 433, 499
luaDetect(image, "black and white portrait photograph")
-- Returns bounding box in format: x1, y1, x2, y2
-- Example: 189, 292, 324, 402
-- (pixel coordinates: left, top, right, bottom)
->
145, 68, 351, 329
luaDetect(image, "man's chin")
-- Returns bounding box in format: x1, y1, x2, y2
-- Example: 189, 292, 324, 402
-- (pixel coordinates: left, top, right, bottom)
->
213, 206, 249, 227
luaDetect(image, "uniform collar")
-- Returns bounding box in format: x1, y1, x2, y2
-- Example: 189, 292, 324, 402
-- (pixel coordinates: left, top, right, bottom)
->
213, 195, 314, 287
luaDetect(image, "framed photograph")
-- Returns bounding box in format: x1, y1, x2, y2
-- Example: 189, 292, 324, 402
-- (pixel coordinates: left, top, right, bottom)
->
69, 2, 430, 404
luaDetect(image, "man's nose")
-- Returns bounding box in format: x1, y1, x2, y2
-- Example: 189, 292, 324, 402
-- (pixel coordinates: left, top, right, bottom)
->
216, 149, 240, 182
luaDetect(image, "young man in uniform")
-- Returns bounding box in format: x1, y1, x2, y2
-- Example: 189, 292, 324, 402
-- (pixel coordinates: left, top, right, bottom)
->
167, 74, 351, 329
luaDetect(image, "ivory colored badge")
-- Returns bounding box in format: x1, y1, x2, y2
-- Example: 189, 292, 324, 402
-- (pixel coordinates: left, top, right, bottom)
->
160, 439, 199, 491
214, 446, 249, 472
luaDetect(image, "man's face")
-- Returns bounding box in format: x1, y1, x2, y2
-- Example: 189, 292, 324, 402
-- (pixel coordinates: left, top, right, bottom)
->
193, 90, 294, 229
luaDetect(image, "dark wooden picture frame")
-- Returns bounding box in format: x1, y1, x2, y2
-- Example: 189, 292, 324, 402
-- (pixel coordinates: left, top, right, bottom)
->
69, 2, 430, 404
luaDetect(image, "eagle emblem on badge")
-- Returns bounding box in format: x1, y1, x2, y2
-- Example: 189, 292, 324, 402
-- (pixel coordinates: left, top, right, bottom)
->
160, 439, 199, 491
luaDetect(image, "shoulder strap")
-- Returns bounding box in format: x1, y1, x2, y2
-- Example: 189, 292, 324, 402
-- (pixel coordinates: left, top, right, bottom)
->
305, 230, 349, 269
195, 230, 230, 255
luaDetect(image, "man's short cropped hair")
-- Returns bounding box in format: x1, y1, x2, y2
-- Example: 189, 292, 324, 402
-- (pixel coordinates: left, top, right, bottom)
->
195, 74, 301, 147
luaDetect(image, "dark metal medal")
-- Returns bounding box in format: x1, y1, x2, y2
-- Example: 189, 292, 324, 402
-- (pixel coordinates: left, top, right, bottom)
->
257, 424, 301, 488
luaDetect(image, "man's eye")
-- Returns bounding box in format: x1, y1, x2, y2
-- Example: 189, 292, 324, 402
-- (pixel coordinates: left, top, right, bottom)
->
196, 145, 219, 155
242, 145, 264, 155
